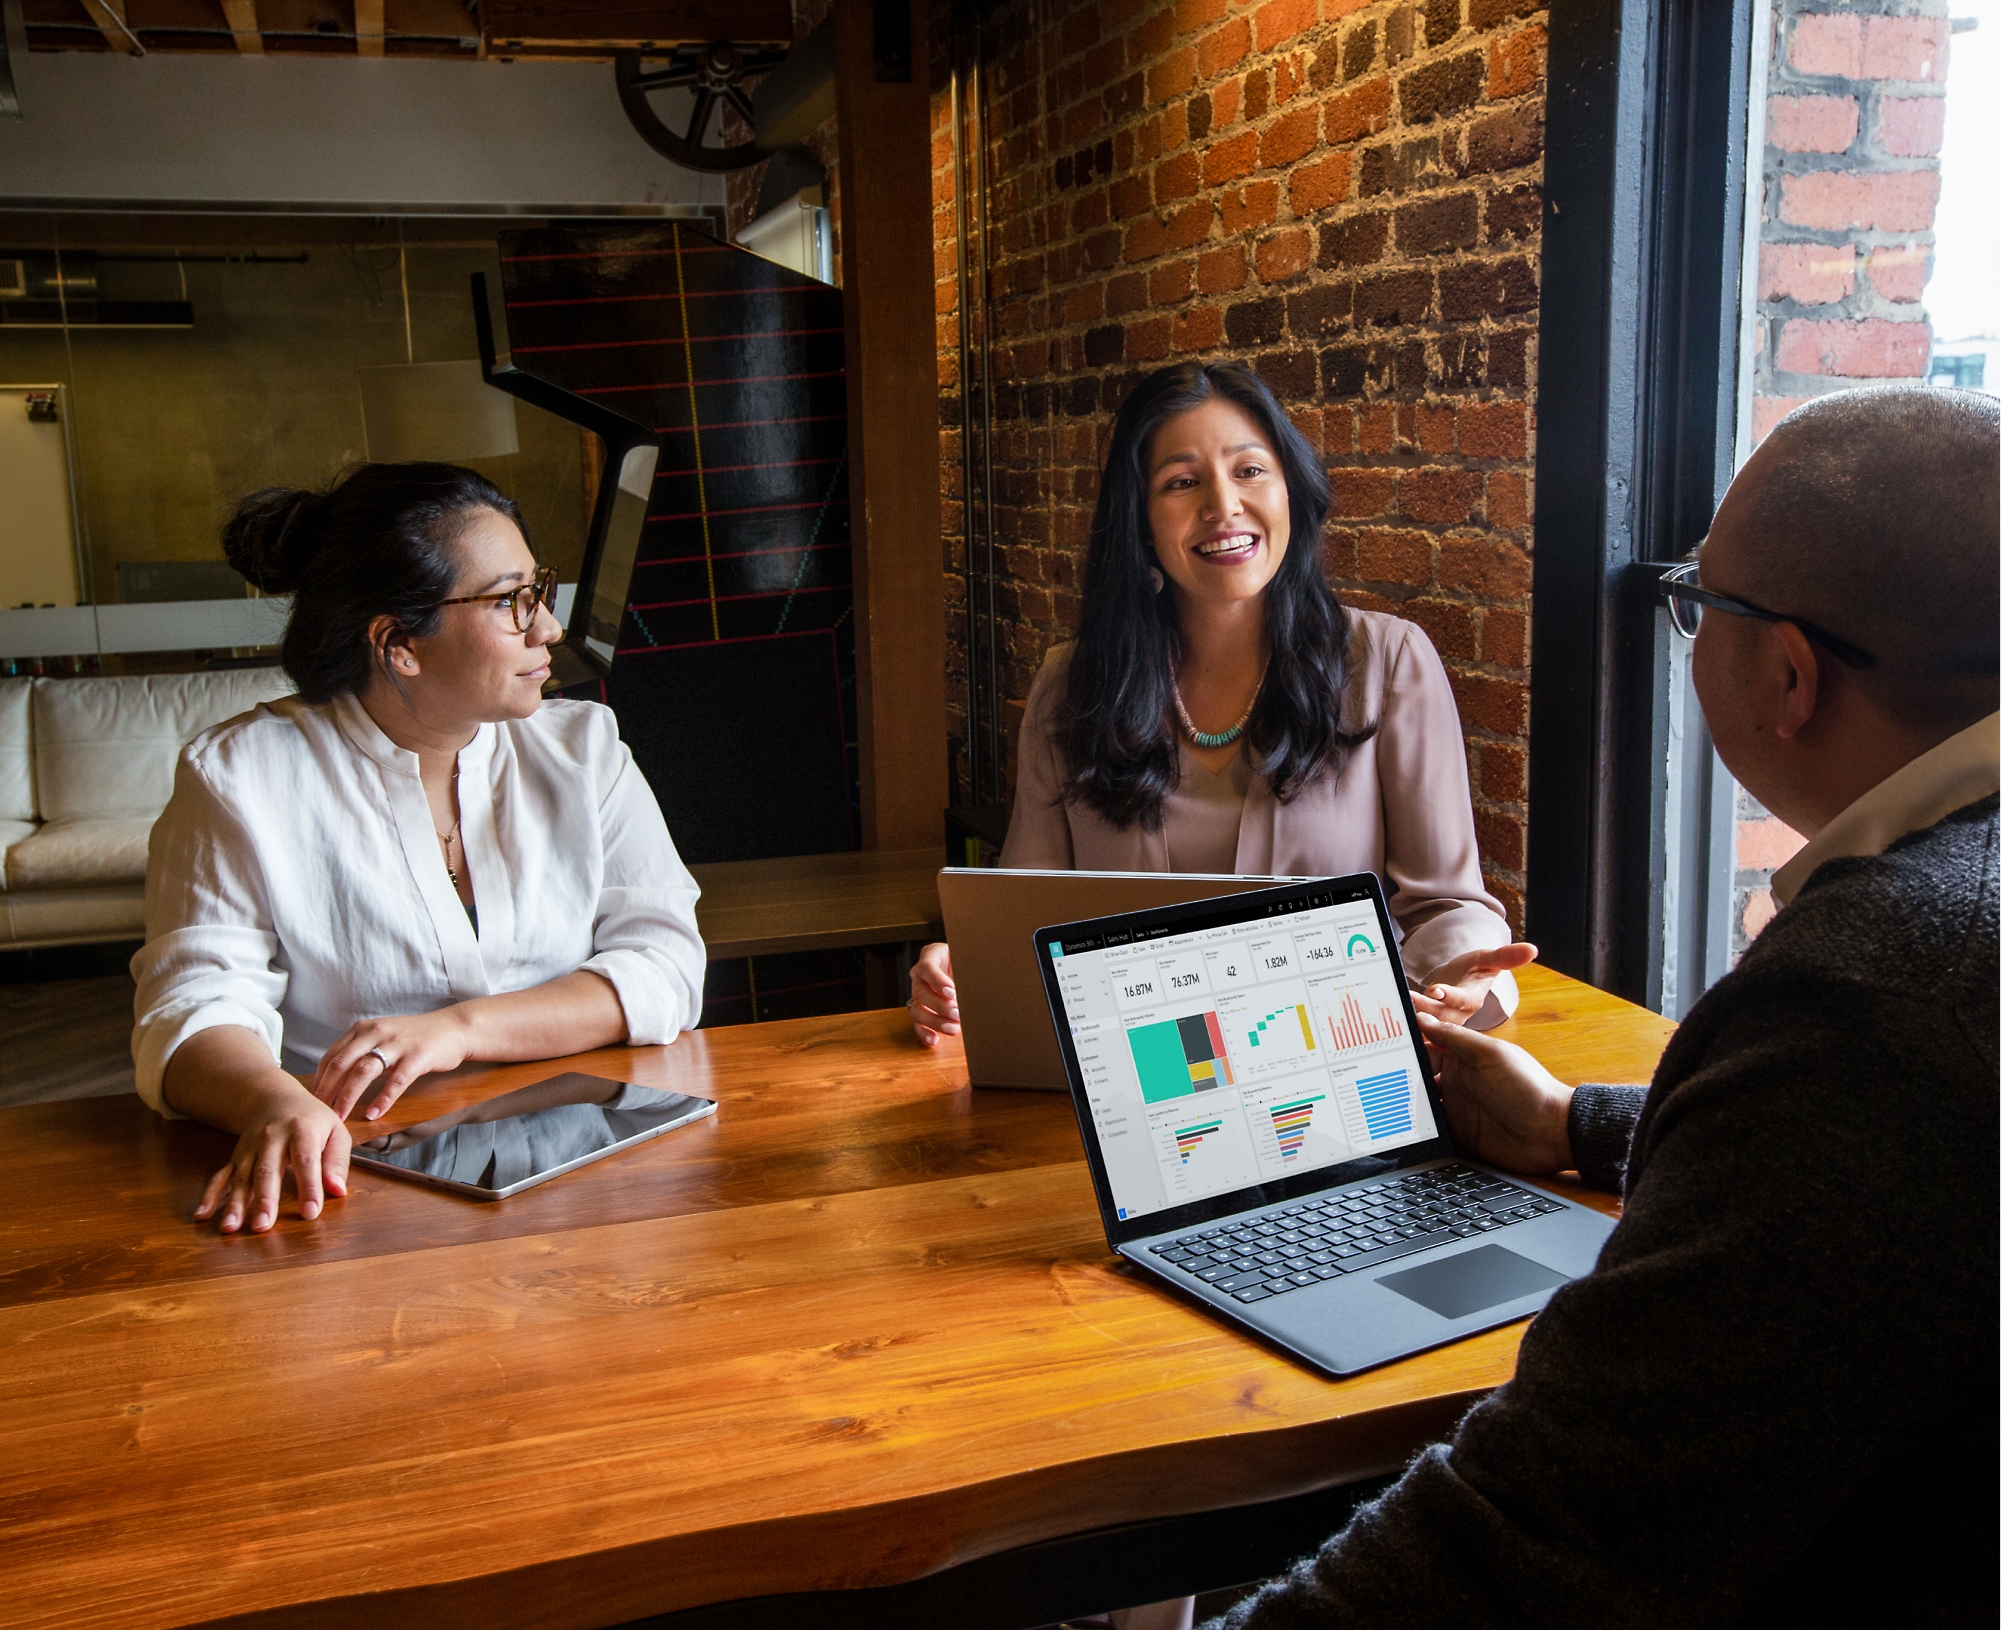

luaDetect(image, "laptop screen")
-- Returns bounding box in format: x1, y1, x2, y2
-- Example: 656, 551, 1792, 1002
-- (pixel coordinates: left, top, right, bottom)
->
1041, 879, 1444, 1229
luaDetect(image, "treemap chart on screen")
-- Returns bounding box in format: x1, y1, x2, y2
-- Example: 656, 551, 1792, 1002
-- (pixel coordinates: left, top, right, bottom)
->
1046, 895, 1439, 1223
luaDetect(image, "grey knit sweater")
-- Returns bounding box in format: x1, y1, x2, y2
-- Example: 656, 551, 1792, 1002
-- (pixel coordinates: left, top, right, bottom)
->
1212, 794, 1999, 1629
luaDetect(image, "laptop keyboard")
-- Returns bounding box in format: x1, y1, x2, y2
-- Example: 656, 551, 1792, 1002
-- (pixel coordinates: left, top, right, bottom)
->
1147, 1164, 1566, 1304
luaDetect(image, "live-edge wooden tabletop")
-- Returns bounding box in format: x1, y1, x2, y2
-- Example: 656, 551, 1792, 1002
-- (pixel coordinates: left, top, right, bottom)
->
0, 965, 1673, 1630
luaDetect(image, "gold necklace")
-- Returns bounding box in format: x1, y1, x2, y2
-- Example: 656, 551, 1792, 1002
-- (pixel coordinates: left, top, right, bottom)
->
435, 761, 463, 886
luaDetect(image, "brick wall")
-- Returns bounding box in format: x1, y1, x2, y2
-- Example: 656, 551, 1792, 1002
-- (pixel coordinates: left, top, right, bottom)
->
934, 0, 1548, 929
1733, 0, 1948, 955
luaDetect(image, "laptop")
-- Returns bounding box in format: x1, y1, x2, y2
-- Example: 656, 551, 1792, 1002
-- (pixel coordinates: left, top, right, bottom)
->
939, 869, 1293, 1090
1033, 874, 1617, 1376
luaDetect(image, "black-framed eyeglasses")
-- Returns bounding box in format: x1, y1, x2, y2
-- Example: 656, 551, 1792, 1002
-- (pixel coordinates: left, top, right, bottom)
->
1658, 560, 1873, 669
437, 566, 563, 638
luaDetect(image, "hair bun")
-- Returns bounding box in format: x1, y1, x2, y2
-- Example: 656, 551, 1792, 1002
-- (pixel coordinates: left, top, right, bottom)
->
222, 487, 318, 595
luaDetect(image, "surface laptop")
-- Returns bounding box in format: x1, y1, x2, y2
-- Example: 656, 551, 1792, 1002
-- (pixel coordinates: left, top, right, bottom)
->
1033, 875, 1615, 1375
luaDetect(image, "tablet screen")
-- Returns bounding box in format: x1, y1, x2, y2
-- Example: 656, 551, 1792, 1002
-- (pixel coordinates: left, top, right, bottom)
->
352, 1072, 715, 1197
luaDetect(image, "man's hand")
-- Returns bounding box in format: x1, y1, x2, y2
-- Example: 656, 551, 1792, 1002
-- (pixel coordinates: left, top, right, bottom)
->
1417, 1012, 1575, 1174
312, 1007, 476, 1120
907, 942, 958, 1047
1409, 941, 1539, 1026
193, 1077, 351, 1234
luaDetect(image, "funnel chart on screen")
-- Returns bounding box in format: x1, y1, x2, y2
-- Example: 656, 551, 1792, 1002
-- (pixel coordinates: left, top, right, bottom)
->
1047, 896, 1441, 1222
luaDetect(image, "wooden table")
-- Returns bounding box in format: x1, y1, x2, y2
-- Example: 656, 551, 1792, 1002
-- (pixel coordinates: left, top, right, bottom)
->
0, 966, 1672, 1630
688, 848, 944, 960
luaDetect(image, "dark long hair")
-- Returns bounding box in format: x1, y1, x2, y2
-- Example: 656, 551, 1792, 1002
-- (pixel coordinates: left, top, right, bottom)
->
1060, 361, 1373, 828
223, 463, 529, 704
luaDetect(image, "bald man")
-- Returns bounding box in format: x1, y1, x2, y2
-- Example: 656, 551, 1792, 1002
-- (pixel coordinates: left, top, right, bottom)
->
1210, 386, 1998, 1629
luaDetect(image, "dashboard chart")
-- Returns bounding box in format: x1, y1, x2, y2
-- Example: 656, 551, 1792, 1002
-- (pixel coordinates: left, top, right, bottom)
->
1049, 893, 1443, 1223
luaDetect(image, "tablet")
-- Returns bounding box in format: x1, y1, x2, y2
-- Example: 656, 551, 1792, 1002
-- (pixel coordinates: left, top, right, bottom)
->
350, 1071, 716, 1199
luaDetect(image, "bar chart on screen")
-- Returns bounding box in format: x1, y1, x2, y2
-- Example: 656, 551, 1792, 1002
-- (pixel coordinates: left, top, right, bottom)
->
1152, 1108, 1256, 1201
1242, 1080, 1350, 1171
1218, 981, 1318, 1081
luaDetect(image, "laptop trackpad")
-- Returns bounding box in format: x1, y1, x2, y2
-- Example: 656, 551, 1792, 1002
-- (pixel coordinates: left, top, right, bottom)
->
1377, 1245, 1570, 1319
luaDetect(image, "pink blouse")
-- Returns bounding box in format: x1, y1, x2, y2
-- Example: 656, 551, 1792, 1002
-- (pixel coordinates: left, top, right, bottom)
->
998, 607, 1517, 1019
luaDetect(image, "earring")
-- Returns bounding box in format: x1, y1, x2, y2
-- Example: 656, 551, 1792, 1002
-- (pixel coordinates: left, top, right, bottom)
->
1148, 566, 1165, 594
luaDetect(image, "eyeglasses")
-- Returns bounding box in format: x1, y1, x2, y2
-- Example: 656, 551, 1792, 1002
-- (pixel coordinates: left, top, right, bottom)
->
1658, 559, 1873, 669
437, 566, 564, 638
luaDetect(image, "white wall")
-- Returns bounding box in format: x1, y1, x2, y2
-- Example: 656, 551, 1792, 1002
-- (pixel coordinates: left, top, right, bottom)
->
0, 52, 718, 213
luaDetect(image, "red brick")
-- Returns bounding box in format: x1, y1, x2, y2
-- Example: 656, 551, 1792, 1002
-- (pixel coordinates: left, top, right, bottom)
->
1287, 405, 1324, 451
1164, 200, 1215, 249
1290, 152, 1353, 214
1203, 130, 1259, 186
1196, 245, 1248, 293
1219, 181, 1281, 234
1742, 888, 1778, 941
1474, 807, 1525, 871
1788, 14, 1861, 78
1129, 7, 1175, 65
1860, 16, 1950, 81
1451, 672, 1530, 736
1357, 527, 1435, 586
1273, 52, 1308, 105
1737, 816, 1807, 870
1778, 169, 1939, 233
1481, 472, 1526, 532
1459, 400, 1527, 459
1758, 242, 1855, 305
1124, 216, 1169, 262
1322, 526, 1362, 574
1479, 740, 1527, 802
1213, 77, 1243, 128
1404, 596, 1476, 660
1154, 150, 1202, 202
1111, 172, 1153, 219
1197, 15, 1252, 79
1254, 0, 1316, 51
1150, 257, 1194, 304
1150, 47, 1199, 102
1338, 587, 1400, 617
1487, 23, 1546, 100
1866, 243, 1930, 304
1356, 404, 1397, 453
1332, 467, 1396, 517
1107, 271, 1148, 316
1482, 606, 1529, 668
1414, 404, 1456, 453
1127, 315, 1175, 361
1439, 535, 1532, 597
1255, 227, 1312, 283
1402, 468, 1483, 526
1489, 877, 1525, 938
1774, 316, 1931, 377
1175, 0, 1227, 37
1064, 281, 1105, 324
1764, 94, 1858, 155
1163, 102, 1189, 150
1174, 304, 1224, 350
1879, 95, 1946, 157
1260, 103, 1320, 169
1325, 76, 1393, 145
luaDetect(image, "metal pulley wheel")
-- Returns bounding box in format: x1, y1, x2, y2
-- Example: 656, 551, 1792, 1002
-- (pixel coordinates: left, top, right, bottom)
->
616, 42, 789, 173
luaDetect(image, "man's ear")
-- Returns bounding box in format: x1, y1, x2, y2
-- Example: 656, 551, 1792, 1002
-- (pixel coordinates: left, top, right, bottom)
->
1770, 620, 1821, 741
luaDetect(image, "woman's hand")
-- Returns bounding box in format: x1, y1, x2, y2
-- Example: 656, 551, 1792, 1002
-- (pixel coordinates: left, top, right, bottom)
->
312, 1006, 476, 1120
193, 1076, 351, 1234
1408, 941, 1538, 1026
908, 942, 959, 1047
1416, 1012, 1574, 1175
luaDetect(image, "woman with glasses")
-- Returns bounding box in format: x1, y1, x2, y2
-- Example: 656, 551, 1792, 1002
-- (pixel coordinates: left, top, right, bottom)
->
133, 462, 704, 1235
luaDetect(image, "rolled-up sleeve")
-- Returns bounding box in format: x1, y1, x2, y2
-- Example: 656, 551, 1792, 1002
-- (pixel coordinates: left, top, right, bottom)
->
130, 756, 288, 1117
579, 734, 706, 1045
1372, 622, 1518, 1026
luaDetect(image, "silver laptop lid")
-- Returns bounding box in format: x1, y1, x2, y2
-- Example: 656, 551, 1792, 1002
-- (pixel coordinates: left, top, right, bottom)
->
939, 869, 1293, 1090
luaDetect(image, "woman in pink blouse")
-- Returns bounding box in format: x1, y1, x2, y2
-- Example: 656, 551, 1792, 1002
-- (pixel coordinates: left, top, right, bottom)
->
910, 360, 1532, 1047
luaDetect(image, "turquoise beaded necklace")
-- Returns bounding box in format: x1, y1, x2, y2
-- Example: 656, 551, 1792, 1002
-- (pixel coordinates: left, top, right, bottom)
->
1171, 661, 1268, 749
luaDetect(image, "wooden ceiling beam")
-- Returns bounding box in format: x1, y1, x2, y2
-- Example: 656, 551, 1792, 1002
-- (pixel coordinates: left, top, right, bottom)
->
481, 0, 791, 49
354, 0, 384, 55
76, 0, 144, 53
219, 0, 264, 53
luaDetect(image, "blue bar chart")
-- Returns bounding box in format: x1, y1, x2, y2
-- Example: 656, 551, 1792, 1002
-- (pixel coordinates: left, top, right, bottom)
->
1353, 1067, 1414, 1140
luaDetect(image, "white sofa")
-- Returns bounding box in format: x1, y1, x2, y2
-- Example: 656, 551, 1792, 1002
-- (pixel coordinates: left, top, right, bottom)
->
0, 669, 297, 949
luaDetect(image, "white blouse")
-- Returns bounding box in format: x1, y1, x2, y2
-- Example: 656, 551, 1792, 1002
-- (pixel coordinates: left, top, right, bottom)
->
131, 692, 704, 1115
